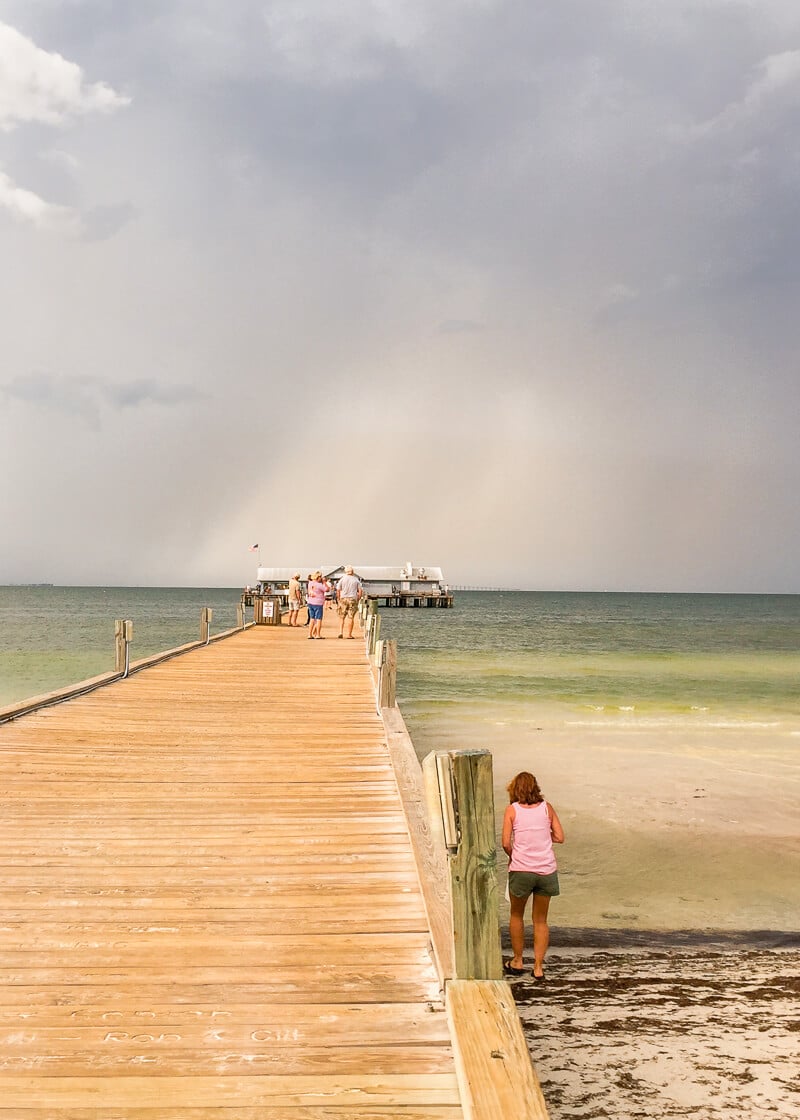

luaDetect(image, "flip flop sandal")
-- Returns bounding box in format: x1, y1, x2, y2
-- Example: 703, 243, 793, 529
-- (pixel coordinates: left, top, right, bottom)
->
503, 960, 525, 977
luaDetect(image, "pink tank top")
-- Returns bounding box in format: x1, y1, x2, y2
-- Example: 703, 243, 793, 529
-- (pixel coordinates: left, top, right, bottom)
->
508, 801, 557, 874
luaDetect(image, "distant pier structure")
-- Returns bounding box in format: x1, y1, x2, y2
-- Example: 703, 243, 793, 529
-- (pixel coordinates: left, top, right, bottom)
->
256, 562, 454, 608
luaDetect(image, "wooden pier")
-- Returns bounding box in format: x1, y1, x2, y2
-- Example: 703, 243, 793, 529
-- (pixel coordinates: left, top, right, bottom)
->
368, 591, 454, 609
0, 606, 547, 1117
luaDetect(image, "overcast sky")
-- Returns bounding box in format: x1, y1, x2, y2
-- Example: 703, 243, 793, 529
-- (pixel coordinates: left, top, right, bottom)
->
1, 1, 799, 591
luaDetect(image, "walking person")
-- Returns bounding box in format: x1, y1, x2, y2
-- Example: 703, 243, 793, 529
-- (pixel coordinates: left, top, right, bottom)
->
305, 571, 328, 639
502, 771, 564, 980
287, 572, 303, 627
336, 565, 363, 639
303, 574, 313, 625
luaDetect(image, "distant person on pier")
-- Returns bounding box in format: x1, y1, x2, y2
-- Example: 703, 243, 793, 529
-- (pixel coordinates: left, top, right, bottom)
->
336, 566, 363, 639
502, 771, 564, 981
287, 572, 303, 627
304, 574, 313, 625
305, 571, 328, 639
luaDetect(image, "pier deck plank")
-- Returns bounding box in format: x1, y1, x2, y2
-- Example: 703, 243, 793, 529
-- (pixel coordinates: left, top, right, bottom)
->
0, 609, 463, 1117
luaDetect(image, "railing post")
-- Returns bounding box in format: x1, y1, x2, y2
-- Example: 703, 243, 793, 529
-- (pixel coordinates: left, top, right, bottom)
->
236, 602, 244, 629
200, 607, 213, 644
379, 639, 397, 708
364, 601, 376, 649
115, 619, 125, 673
370, 612, 382, 658
445, 750, 503, 980
115, 619, 133, 677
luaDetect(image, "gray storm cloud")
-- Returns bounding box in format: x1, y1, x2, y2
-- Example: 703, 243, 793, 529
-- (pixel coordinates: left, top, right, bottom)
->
0, 1, 798, 590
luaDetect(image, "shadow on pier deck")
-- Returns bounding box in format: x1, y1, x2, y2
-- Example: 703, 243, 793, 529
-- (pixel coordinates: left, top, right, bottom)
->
0, 606, 545, 1117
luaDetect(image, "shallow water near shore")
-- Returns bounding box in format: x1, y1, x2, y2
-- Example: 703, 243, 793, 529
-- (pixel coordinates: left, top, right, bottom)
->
379, 592, 800, 935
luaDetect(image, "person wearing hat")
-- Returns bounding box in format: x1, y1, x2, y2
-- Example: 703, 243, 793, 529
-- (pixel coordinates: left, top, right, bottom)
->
287, 572, 303, 627
336, 565, 363, 639
305, 570, 328, 639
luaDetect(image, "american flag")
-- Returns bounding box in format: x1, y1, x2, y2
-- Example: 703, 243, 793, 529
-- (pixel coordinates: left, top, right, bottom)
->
248, 543, 259, 551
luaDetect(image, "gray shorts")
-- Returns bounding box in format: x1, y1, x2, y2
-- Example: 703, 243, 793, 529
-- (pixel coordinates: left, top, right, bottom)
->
508, 870, 560, 899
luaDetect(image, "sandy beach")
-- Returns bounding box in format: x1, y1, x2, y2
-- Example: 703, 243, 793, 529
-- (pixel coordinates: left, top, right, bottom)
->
406, 706, 800, 931
508, 938, 799, 1120
403, 704, 800, 1118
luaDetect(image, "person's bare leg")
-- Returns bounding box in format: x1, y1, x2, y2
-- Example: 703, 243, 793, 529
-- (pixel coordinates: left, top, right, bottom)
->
532, 894, 551, 977
508, 894, 527, 969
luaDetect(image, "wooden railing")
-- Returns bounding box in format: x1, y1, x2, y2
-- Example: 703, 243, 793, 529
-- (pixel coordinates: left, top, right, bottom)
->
0, 606, 253, 725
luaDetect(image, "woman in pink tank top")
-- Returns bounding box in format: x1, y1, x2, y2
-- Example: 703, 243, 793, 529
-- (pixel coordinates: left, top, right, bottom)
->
501, 771, 565, 980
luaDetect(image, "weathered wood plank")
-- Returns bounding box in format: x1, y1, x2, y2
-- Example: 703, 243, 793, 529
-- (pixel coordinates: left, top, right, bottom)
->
382, 706, 455, 985
0, 1111, 463, 1119
0, 1074, 462, 1108
446, 980, 549, 1120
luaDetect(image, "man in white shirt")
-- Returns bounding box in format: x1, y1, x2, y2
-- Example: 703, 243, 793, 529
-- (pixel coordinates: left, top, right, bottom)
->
336, 565, 363, 639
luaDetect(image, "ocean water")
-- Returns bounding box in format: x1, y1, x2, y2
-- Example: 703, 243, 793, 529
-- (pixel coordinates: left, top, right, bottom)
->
0, 585, 244, 706
378, 590, 800, 720
2, 587, 798, 932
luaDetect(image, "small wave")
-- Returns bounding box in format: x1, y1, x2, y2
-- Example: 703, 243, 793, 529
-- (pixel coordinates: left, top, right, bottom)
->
565, 717, 786, 729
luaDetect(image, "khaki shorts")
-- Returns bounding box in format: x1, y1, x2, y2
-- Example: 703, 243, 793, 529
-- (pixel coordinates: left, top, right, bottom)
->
338, 598, 358, 618
508, 870, 560, 899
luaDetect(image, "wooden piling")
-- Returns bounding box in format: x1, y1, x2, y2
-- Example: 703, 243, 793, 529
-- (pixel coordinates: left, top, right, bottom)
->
369, 612, 382, 658
447, 751, 504, 981
114, 619, 126, 674
379, 639, 397, 708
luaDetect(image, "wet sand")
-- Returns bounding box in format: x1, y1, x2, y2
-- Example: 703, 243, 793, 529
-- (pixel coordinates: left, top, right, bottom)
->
404, 706, 800, 930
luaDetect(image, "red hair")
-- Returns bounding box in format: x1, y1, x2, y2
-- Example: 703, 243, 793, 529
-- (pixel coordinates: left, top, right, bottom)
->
506, 771, 543, 805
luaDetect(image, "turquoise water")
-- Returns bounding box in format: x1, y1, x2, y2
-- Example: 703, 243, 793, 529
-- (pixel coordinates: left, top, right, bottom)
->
379, 591, 800, 720
0, 586, 244, 705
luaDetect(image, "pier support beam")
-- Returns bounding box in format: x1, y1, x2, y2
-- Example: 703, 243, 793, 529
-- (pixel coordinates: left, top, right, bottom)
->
426, 749, 503, 981
379, 639, 397, 708
114, 620, 133, 677
369, 612, 381, 659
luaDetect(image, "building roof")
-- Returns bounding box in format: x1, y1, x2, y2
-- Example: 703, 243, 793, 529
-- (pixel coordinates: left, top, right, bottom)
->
257, 564, 444, 582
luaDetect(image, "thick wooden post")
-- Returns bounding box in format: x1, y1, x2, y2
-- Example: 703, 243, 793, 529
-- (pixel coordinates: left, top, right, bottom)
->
114, 620, 126, 673
200, 607, 213, 643
379, 639, 397, 708
115, 620, 133, 676
449, 750, 504, 980
369, 612, 381, 657
236, 602, 244, 628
